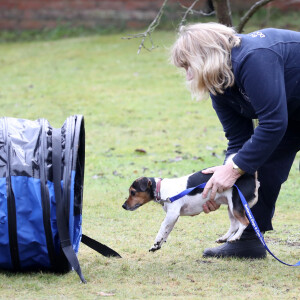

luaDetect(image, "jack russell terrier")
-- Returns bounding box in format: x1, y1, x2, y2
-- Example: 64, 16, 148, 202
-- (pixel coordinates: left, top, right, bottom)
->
122, 156, 259, 252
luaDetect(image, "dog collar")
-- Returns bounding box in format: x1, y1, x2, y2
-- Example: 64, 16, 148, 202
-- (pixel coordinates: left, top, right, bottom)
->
155, 178, 162, 201
154, 178, 171, 204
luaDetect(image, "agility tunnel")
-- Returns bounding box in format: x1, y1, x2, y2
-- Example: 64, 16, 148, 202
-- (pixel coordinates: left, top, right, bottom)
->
0, 115, 120, 283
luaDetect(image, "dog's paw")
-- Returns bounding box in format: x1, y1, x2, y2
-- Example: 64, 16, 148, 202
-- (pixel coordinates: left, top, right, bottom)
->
149, 244, 161, 252
216, 234, 230, 243
227, 239, 237, 243
227, 236, 240, 243
216, 238, 227, 243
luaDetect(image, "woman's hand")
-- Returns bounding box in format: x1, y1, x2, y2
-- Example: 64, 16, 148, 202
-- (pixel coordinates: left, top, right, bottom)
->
202, 199, 220, 214
201, 163, 242, 202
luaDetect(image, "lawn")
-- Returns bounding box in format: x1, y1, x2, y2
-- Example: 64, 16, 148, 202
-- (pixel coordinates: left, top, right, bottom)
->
0, 29, 299, 299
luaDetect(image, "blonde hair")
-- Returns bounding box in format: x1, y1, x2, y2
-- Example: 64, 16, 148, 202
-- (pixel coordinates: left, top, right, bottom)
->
171, 22, 240, 99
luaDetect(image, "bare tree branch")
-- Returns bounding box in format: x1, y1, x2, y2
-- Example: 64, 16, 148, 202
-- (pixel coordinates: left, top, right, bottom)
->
237, 0, 275, 33
179, 0, 200, 27
121, 0, 169, 54
179, 0, 215, 27
123, 0, 280, 54
122, 0, 216, 54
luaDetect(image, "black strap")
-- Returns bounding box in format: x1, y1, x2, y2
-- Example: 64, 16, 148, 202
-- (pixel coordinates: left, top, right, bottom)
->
52, 129, 86, 284
39, 120, 57, 271
81, 234, 121, 258
4, 118, 20, 271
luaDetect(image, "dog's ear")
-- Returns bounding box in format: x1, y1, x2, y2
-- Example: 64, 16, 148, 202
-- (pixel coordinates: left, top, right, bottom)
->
134, 177, 152, 192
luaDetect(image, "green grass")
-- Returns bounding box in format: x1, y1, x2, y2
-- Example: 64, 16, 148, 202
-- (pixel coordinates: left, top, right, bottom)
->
0, 30, 299, 299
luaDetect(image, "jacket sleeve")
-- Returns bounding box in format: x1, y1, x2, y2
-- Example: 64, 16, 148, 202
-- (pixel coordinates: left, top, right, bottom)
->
232, 49, 288, 174
211, 94, 254, 161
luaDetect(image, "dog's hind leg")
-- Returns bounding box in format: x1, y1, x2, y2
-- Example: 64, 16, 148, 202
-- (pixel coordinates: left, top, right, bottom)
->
216, 207, 240, 243
227, 222, 248, 242
149, 209, 180, 252
226, 209, 249, 242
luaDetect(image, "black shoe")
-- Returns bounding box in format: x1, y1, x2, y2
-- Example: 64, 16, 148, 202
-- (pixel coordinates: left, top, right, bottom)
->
203, 231, 267, 259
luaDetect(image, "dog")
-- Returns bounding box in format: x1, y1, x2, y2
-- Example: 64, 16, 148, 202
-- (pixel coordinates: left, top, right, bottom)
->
122, 156, 259, 252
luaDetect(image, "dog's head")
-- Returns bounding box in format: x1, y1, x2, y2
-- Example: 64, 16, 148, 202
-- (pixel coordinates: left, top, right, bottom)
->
122, 177, 154, 211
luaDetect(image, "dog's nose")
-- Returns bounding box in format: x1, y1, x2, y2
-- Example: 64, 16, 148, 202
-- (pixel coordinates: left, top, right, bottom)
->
122, 203, 127, 210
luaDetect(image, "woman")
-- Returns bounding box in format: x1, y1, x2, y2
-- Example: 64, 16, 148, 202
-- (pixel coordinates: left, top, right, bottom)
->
171, 23, 300, 259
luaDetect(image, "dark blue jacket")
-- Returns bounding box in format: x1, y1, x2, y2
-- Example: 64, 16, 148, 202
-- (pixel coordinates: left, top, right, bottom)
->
211, 28, 300, 174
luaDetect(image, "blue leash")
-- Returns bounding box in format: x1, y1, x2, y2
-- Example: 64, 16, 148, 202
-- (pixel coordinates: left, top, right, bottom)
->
169, 182, 300, 266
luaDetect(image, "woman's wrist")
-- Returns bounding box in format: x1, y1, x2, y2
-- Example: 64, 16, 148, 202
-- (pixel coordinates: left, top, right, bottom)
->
232, 161, 245, 176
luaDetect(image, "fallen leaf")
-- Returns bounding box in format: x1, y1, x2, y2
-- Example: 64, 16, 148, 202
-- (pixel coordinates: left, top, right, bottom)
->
112, 170, 123, 178
192, 156, 204, 161
135, 148, 147, 154
187, 275, 195, 283
196, 259, 213, 264
96, 291, 115, 297
211, 152, 221, 159
92, 172, 105, 179
169, 156, 183, 163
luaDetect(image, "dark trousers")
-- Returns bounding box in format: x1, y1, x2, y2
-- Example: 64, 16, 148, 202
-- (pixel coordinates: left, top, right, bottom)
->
246, 120, 300, 232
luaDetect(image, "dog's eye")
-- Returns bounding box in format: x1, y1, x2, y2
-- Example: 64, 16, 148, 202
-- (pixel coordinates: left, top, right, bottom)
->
130, 190, 136, 196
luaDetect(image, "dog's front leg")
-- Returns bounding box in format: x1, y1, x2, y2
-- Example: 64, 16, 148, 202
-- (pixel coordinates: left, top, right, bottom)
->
149, 209, 180, 252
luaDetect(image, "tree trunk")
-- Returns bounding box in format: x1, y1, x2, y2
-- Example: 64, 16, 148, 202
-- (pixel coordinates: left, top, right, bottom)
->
212, 0, 232, 27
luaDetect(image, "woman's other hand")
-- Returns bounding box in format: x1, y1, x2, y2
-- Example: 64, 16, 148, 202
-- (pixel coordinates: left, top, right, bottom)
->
201, 163, 242, 201
202, 199, 221, 214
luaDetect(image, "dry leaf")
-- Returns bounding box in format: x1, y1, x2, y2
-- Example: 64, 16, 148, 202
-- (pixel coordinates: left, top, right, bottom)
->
135, 148, 147, 154
97, 291, 115, 297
